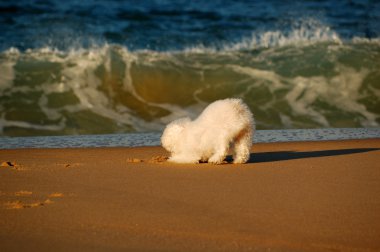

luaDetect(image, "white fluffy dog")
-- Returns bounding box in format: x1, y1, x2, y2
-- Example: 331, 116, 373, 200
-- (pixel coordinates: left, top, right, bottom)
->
161, 98, 255, 164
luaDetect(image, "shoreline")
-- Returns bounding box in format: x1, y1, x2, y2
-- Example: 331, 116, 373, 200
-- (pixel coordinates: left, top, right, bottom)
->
1, 139, 380, 251
1, 128, 379, 149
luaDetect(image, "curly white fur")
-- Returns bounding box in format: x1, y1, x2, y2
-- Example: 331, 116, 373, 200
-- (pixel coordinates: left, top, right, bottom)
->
161, 98, 255, 164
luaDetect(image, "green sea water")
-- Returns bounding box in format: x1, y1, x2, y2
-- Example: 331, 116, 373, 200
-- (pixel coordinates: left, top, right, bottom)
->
1, 37, 380, 136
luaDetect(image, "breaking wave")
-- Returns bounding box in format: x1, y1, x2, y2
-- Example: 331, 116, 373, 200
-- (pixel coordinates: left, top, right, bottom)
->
1, 25, 379, 136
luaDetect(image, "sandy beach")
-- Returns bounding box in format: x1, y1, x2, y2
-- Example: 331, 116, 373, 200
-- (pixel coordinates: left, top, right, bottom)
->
1, 139, 379, 252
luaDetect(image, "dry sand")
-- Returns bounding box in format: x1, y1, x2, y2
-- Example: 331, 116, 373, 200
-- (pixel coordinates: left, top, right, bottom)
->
0, 139, 379, 252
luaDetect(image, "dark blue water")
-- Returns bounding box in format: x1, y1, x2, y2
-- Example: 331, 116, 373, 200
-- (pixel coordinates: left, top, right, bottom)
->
1, 0, 379, 51
0, 0, 379, 136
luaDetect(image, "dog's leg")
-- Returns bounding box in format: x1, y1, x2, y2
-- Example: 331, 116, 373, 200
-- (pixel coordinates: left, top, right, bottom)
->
232, 128, 252, 164
208, 139, 229, 164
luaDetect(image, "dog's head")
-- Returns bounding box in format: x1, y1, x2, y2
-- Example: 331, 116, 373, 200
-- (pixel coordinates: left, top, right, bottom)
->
161, 117, 191, 154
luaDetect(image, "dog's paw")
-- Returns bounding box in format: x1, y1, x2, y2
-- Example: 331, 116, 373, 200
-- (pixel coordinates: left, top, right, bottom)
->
208, 156, 224, 165
232, 159, 244, 164
232, 156, 249, 164
168, 156, 199, 164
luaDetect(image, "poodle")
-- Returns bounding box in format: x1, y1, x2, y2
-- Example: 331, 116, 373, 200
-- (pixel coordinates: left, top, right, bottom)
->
161, 98, 255, 164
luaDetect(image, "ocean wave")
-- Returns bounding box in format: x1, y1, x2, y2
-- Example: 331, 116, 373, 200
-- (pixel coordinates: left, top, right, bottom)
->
0, 34, 379, 136
4, 18, 380, 56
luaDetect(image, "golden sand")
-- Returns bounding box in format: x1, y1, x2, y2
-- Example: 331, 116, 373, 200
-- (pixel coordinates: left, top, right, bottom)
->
0, 139, 379, 251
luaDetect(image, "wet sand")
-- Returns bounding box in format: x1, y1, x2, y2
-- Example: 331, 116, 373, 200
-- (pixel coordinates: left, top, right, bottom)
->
1, 139, 380, 251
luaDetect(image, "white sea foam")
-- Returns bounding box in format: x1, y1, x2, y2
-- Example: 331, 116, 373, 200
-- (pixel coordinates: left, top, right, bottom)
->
0, 61, 16, 91
117, 46, 207, 127
0, 48, 20, 91
227, 65, 287, 91
0, 35, 378, 135
229, 64, 378, 128
183, 19, 343, 53
352, 37, 380, 45
0, 116, 66, 135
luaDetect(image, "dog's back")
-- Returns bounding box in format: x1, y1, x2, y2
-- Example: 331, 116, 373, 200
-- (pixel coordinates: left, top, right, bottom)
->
196, 98, 253, 128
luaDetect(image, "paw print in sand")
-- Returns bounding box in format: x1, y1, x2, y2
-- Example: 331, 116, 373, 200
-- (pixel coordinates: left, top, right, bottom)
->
3, 192, 65, 210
